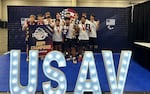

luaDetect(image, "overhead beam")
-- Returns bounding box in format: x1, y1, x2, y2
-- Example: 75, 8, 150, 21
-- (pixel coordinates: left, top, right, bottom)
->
0, 0, 1, 20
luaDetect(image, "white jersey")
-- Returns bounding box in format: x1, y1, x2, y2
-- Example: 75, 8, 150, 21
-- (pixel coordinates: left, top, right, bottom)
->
78, 22, 90, 40
64, 24, 74, 39
52, 25, 63, 42
86, 19, 90, 24
79, 19, 90, 24
89, 21, 97, 38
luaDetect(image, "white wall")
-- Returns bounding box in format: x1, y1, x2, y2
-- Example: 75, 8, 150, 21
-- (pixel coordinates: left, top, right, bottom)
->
1, 0, 72, 21
77, 0, 147, 7
0, 0, 1, 20
77, 0, 130, 7
72, 0, 77, 6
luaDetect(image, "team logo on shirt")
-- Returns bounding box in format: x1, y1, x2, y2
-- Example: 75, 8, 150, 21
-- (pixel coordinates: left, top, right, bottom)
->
32, 27, 48, 40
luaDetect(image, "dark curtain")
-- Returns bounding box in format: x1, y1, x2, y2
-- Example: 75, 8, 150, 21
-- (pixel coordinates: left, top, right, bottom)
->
128, 1, 150, 44
128, 1, 150, 69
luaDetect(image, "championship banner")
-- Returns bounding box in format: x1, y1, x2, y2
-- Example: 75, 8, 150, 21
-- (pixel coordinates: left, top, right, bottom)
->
26, 25, 53, 57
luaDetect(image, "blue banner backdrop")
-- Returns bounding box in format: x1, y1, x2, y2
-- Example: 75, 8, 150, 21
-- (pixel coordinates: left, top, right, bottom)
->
8, 6, 129, 52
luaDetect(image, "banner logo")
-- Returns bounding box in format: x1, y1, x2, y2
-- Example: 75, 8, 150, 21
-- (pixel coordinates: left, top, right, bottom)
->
32, 27, 48, 40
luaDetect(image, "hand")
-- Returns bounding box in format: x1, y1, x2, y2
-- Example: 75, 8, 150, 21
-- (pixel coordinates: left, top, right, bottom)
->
97, 20, 100, 25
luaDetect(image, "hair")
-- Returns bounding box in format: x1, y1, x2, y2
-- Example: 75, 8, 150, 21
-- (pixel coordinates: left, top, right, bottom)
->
45, 12, 50, 15
37, 14, 43, 17
82, 12, 87, 16
65, 17, 70, 21
82, 12, 87, 15
66, 12, 70, 15
90, 14, 95, 17
56, 12, 60, 15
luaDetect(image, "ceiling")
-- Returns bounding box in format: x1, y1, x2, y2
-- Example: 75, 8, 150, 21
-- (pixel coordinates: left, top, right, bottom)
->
77, 0, 148, 3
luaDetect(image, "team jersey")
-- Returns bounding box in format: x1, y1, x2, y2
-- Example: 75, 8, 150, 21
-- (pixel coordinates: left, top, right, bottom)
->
63, 24, 75, 39
52, 25, 63, 42
78, 21, 90, 40
89, 21, 97, 38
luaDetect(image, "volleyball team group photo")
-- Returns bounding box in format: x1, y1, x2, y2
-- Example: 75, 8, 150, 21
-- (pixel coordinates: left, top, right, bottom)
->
22, 9, 100, 63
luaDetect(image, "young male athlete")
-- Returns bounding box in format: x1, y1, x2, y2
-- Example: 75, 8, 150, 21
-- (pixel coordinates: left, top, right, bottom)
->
78, 16, 91, 61
63, 17, 77, 63
23, 14, 37, 61
52, 19, 63, 51
89, 14, 100, 52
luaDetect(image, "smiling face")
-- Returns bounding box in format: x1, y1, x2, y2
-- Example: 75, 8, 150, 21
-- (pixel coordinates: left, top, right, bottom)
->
56, 12, 60, 19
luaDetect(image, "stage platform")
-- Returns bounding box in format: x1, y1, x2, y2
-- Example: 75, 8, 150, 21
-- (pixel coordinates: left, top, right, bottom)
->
0, 52, 150, 92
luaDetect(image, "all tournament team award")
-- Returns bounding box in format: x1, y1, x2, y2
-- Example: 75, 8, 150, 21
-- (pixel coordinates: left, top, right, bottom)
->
86, 24, 90, 31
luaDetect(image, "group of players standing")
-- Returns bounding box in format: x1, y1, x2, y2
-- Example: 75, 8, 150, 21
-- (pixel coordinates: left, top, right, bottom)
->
23, 11, 100, 63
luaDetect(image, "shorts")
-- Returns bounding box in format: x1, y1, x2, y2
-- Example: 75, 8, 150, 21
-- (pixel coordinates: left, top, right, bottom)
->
64, 38, 75, 49
71, 39, 78, 48
53, 41, 62, 45
79, 40, 89, 48
89, 37, 97, 45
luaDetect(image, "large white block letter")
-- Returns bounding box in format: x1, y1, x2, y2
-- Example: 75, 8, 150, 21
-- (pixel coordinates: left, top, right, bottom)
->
74, 51, 102, 94
10, 50, 38, 94
102, 50, 132, 94
42, 51, 67, 94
